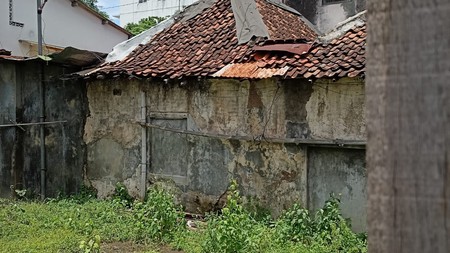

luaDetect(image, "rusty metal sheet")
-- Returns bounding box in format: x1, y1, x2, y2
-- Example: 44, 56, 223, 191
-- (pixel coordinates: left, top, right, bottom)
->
213, 63, 289, 79
254, 43, 312, 55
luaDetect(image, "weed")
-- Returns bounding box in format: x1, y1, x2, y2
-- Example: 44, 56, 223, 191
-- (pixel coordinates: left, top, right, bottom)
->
133, 187, 184, 242
202, 180, 263, 253
79, 234, 101, 253
113, 183, 134, 208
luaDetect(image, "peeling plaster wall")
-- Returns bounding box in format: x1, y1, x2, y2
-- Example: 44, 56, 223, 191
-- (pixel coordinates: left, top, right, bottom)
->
306, 78, 366, 140
84, 80, 142, 197
0, 61, 87, 198
178, 136, 308, 216
85, 77, 366, 228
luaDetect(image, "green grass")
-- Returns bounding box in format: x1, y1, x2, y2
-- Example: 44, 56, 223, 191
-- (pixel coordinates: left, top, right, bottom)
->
0, 199, 139, 252
0, 184, 367, 253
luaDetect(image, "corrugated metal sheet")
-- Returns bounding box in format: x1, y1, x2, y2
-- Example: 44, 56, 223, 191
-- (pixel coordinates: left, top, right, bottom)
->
254, 43, 312, 55
213, 63, 289, 78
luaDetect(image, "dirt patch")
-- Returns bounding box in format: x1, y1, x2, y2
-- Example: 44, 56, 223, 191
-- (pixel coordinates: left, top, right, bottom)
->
101, 241, 147, 253
159, 245, 184, 253
100, 242, 184, 253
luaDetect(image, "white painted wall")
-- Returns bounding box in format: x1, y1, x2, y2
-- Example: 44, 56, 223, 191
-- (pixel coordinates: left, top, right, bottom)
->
119, 0, 198, 26
0, 0, 130, 57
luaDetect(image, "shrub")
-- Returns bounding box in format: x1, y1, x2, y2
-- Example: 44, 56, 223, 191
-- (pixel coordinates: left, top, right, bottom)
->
133, 187, 184, 242
275, 194, 367, 253
202, 180, 264, 253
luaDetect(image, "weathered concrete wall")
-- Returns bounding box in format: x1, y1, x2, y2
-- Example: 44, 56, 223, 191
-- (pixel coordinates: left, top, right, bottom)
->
308, 147, 366, 232
84, 80, 142, 197
0, 61, 87, 198
147, 131, 308, 215
286, 0, 366, 33
85, 77, 366, 227
306, 78, 366, 140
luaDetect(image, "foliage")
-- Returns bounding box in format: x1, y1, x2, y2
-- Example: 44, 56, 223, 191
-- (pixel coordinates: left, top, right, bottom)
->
275, 195, 368, 253
0, 186, 183, 252
125, 17, 166, 36
81, 0, 109, 18
133, 187, 184, 242
79, 234, 101, 253
67, 184, 98, 204
112, 182, 134, 207
0, 182, 367, 253
202, 180, 266, 253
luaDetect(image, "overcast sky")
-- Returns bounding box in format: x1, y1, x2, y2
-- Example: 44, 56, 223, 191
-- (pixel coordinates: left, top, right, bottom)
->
97, 0, 121, 25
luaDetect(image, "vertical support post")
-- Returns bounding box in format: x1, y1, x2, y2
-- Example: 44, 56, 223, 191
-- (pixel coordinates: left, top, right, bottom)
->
140, 91, 147, 199
367, 0, 450, 252
37, 0, 46, 200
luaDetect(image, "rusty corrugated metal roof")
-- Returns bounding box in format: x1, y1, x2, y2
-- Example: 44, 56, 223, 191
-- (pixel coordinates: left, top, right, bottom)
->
254, 43, 312, 55
213, 63, 289, 78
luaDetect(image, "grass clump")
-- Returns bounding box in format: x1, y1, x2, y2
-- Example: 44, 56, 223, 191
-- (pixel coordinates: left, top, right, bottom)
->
0, 181, 367, 253
0, 185, 183, 252
178, 181, 367, 253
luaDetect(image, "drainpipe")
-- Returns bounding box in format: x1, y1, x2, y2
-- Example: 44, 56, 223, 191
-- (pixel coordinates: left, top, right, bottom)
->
37, 0, 46, 200
140, 91, 147, 199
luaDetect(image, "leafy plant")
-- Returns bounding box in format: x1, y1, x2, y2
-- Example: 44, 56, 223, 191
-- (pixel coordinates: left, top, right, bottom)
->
112, 183, 134, 208
275, 194, 367, 252
79, 234, 101, 253
133, 187, 184, 242
202, 180, 263, 253
81, 0, 109, 18
125, 17, 166, 36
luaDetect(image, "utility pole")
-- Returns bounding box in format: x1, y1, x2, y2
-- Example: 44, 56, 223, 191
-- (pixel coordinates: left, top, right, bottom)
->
367, 0, 450, 252
37, 0, 47, 200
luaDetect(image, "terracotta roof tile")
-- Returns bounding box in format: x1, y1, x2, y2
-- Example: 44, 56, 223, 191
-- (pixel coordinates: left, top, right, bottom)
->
243, 24, 366, 79
92, 0, 318, 79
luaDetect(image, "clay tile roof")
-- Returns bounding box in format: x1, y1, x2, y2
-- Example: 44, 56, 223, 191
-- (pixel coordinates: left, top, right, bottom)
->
234, 24, 366, 79
92, 0, 318, 79
290, 24, 366, 79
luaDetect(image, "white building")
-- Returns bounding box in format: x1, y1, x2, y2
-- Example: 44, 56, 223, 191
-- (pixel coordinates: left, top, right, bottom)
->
1, 0, 131, 57
119, 0, 198, 27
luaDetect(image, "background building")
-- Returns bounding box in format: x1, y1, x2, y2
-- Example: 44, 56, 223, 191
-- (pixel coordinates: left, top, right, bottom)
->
1, 0, 130, 57
119, 0, 198, 26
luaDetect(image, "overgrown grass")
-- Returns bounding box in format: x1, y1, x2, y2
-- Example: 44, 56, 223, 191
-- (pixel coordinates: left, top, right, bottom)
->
0, 182, 367, 253
0, 185, 182, 253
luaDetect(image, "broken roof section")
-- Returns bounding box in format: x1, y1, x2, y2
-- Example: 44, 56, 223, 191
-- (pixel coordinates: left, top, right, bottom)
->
90, 0, 318, 79
215, 12, 366, 79
0, 47, 107, 68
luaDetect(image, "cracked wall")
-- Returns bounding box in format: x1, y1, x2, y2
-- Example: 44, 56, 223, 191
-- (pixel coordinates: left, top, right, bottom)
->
85, 77, 366, 229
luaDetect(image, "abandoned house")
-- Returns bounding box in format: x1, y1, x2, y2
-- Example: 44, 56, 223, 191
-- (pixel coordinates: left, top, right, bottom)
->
83, 0, 367, 231
0, 0, 367, 232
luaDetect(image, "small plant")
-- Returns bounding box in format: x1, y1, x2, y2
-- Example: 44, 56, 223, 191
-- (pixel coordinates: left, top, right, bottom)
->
202, 180, 263, 253
276, 203, 313, 243
275, 194, 367, 252
69, 185, 98, 203
79, 234, 101, 253
112, 183, 134, 208
133, 187, 184, 242
15, 189, 27, 200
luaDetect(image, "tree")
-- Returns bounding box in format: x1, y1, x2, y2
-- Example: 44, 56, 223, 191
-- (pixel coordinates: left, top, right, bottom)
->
124, 17, 166, 36
81, 0, 109, 18
367, 0, 450, 252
